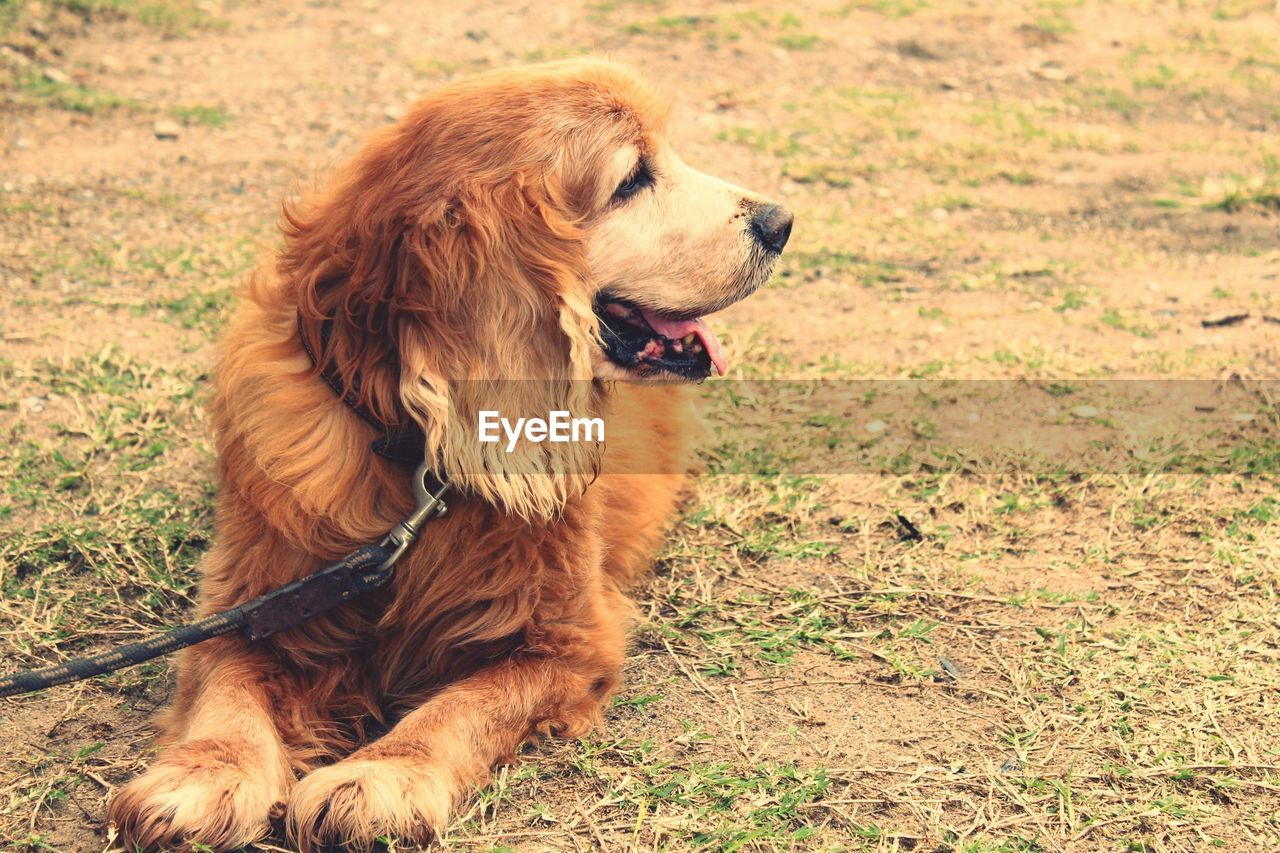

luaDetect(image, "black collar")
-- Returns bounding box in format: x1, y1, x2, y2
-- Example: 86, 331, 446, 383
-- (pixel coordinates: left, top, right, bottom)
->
297, 311, 427, 468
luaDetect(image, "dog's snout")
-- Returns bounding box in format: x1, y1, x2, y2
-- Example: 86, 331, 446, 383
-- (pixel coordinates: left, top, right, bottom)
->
750, 203, 793, 254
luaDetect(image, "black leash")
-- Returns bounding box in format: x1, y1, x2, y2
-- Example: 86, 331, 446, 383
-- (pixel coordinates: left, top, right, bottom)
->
0, 467, 448, 699
0, 315, 446, 699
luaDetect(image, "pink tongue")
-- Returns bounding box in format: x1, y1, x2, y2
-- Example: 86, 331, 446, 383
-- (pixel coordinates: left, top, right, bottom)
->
638, 308, 727, 376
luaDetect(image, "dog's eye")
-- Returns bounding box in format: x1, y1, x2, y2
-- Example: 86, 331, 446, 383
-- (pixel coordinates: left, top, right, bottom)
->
612, 161, 653, 202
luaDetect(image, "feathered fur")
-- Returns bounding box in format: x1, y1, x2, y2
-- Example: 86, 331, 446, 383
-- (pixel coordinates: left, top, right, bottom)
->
107, 59, 695, 852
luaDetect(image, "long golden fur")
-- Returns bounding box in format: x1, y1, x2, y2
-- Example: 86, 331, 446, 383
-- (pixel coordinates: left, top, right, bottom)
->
108, 58, 789, 851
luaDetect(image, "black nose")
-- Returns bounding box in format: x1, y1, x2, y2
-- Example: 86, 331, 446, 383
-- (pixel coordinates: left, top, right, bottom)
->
750, 203, 793, 254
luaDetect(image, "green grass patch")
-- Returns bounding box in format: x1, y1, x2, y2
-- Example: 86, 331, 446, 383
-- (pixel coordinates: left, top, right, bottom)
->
52, 0, 226, 33
169, 104, 230, 127
11, 69, 140, 115
842, 0, 928, 17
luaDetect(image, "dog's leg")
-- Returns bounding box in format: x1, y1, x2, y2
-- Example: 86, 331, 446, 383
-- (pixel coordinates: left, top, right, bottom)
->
107, 639, 294, 850
286, 596, 626, 852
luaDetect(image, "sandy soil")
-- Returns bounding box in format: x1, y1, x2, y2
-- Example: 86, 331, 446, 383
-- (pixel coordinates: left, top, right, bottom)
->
1, 0, 1279, 850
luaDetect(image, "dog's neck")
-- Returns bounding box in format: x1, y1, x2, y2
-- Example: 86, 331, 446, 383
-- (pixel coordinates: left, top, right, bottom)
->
297, 309, 426, 468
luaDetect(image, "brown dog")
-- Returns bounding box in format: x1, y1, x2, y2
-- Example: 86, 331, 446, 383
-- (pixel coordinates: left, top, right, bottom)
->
108, 58, 791, 851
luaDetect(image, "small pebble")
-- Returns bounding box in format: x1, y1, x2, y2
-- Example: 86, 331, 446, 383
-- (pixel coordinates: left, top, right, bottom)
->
153, 120, 182, 140
1032, 62, 1068, 81
0, 45, 32, 67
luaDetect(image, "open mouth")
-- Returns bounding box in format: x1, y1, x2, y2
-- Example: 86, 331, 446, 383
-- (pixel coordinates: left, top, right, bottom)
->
594, 296, 727, 380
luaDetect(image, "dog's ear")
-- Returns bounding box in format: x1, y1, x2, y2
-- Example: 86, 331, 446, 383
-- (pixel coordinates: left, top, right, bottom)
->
395, 171, 607, 520
286, 133, 605, 520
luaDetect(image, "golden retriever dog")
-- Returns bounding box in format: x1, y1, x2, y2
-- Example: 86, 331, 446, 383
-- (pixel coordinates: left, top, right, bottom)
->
108, 58, 792, 851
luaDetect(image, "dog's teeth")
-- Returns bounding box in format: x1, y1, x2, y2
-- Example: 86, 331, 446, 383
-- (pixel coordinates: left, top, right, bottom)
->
690, 342, 703, 353
682, 334, 697, 345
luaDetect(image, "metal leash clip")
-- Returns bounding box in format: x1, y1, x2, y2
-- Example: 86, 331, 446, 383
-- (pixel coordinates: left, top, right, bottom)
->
238, 462, 449, 641
377, 461, 450, 574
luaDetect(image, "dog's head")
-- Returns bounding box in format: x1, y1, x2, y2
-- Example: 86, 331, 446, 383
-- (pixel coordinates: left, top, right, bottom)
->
570, 69, 793, 382
286, 59, 791, 518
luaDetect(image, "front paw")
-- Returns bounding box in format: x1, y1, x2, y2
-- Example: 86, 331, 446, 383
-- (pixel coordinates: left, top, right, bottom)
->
108, 738, 288, 851
287, 758, 452, 852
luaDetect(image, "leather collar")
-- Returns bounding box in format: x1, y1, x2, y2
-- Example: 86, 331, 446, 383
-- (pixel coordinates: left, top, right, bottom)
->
297, 310, 426, 468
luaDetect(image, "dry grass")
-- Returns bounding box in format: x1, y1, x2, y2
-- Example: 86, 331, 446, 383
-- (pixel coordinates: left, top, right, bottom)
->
2, 0, 1280, 850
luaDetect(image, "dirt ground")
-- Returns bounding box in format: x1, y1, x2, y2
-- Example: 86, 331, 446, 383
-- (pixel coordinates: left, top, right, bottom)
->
2, 0, 1279, 850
